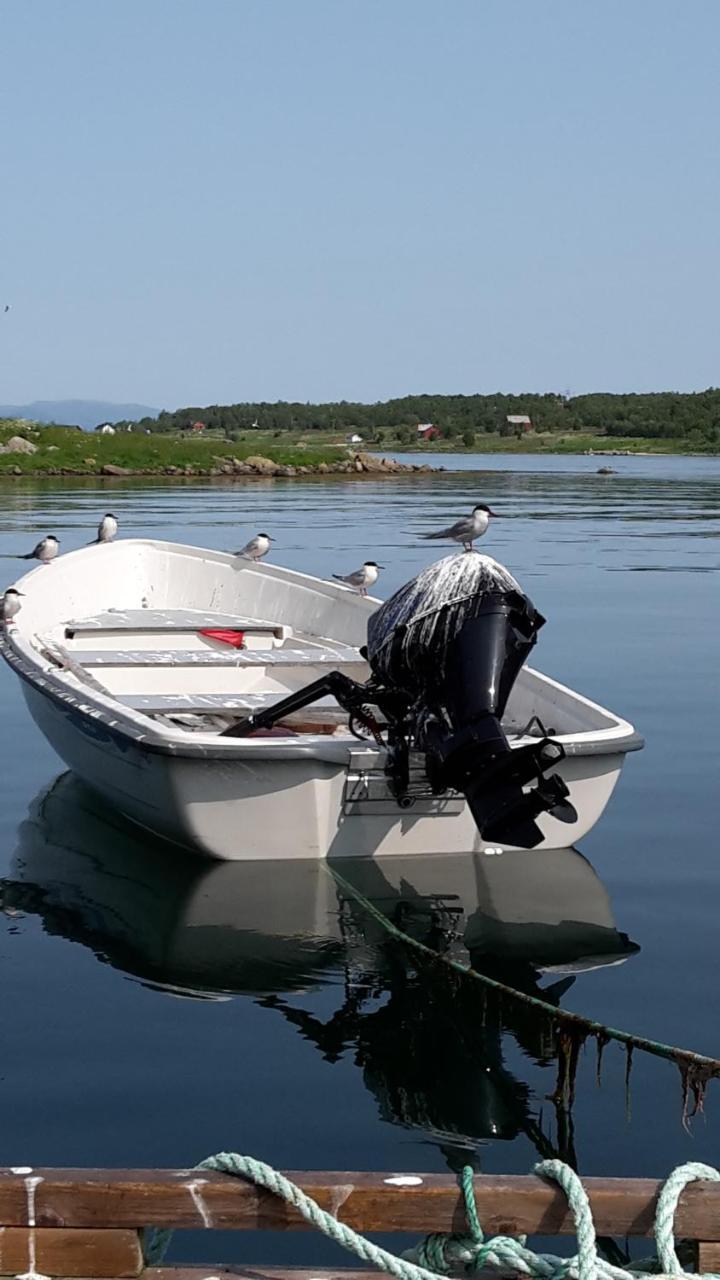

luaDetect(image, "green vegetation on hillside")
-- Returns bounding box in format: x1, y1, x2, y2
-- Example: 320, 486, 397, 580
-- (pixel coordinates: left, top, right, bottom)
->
116, 389, 720, 451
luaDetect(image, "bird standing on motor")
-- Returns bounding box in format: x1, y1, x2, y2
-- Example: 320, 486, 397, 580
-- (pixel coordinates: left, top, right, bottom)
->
421, 504, 500, 552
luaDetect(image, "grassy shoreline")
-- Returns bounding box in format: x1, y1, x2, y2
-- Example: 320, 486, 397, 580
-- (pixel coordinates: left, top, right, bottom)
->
0, 423, 436, 479
386, 432, 718, 456
0, 421, 715, 478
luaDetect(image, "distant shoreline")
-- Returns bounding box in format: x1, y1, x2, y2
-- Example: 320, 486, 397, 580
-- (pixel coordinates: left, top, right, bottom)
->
0, 420, 716, 480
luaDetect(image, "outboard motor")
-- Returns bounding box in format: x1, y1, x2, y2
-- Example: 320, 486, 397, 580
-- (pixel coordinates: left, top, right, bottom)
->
366, 554, 576, 849
221, 552, 576, 849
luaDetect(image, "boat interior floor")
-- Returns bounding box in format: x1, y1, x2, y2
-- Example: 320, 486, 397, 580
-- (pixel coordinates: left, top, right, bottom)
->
37, 608, 554, 741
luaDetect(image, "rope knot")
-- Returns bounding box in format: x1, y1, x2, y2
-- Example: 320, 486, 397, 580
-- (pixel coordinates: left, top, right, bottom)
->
411, 1166, 536, 1276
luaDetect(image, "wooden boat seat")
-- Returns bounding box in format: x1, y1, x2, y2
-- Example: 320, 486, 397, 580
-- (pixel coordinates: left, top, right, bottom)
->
68, 645, 365, 668
115, 691, 342, 713
65, 608, 290, 641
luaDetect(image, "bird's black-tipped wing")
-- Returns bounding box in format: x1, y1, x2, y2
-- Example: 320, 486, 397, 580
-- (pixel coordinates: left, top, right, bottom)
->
18, 540, 45, 560
421, 516, 474, 540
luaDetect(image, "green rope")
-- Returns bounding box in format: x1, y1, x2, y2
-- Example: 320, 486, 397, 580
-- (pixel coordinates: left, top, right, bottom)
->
144, 1152, 720, 1280
327, 866, 720, 1080
411, 1159, 720, 1279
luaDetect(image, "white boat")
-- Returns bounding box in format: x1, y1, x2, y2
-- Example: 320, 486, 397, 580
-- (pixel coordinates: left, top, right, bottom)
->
0, 538, 642, 860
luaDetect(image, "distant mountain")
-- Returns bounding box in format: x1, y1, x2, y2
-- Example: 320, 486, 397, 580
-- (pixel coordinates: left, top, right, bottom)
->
0, 400, 159, 429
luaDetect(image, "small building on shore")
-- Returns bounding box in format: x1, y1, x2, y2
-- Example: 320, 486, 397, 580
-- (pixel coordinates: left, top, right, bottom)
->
417, 423, 441, 441
506, 414, 532, 432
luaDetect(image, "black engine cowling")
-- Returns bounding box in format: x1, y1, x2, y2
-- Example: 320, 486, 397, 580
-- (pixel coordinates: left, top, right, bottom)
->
365, 554, 576, 848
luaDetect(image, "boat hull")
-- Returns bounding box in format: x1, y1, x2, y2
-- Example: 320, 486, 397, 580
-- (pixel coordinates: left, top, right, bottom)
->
23, 681, 625, 860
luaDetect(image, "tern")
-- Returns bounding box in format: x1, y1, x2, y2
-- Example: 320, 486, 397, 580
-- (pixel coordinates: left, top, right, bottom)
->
18, 535, 59, 564
332, 561, 384, 596
235, 533, 274, 561
420, 504, 500, 552
1, 588, 24, 624
93, 513, 118, 544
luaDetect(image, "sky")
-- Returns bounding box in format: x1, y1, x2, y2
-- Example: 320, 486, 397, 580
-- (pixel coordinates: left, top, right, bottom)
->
1, 0, 719, 409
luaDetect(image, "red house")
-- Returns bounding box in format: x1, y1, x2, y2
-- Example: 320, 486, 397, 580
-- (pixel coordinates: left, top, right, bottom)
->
191, 421, 206, 433
506, 414, 532, 433
417, 423, 441, 441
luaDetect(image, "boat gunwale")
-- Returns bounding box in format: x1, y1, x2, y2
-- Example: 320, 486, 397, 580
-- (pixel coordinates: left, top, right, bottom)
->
1, 538, 643, 761
0, 628, 644, 762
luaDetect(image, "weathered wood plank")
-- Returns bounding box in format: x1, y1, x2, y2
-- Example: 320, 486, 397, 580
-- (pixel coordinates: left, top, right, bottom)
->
0, 1170, 719, 1238
145, 1270, 392, 1279
698, 1243, 720, 1271
0, 1227, 143, 1277
146, 1264, 389, 1274
9, 1271, 389, 1280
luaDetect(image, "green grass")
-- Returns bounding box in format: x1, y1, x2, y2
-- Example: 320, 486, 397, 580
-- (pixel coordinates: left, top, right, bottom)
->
223, 426, 717, 456
0, 422, 344, 474
385, 431, 717, 455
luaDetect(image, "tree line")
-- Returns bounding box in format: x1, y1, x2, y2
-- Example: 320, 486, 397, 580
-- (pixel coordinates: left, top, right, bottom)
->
111, 390, 720, 445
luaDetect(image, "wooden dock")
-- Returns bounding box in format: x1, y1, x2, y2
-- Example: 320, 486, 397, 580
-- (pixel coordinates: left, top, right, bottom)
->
2, 1166, 720, 1278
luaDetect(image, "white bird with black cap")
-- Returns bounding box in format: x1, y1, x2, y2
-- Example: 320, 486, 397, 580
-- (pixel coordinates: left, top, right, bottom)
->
1, 588, 24, 624
235, 533, 274, 561
93, 513, 118, 544
17, 535, 59, 564
420, 504, 500, 552
332, 561, 384, 596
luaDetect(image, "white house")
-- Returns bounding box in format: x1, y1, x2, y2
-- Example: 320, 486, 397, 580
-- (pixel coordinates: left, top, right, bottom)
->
96, 423, 116, 435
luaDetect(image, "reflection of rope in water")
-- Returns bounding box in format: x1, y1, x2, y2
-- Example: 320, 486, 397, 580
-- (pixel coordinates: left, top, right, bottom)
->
328, 867, 720, 1118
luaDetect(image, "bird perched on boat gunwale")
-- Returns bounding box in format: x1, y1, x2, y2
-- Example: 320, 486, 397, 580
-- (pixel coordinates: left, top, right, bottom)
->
17, 535, 59, 564
92, 513, 118, 544
1, 588, 24, 624
420, 504, 500, 552
234, 533, 274, 561
332, 561, 384, 596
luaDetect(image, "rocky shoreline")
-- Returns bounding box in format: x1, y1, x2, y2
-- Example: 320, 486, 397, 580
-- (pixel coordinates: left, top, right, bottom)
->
0, 449, 440, 480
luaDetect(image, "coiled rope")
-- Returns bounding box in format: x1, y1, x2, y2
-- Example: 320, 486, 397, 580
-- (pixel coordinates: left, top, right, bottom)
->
144, 1153, 720, 1280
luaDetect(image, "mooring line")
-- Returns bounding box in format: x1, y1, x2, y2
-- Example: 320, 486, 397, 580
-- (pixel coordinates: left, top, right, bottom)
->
327, 866, 720, 1095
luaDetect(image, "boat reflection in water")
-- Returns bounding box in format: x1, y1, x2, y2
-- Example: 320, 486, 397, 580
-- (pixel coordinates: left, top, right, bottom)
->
3, 772, 639, 1164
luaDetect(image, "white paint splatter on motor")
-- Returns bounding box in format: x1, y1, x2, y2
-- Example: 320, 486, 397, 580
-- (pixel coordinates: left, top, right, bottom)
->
367, 553, 526, 687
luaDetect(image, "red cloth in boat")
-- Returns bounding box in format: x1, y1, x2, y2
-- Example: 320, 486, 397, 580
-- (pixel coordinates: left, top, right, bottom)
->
198, 628, 246, 648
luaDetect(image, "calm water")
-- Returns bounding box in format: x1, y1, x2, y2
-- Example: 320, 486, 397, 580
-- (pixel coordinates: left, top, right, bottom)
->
0, 452, 718, 1265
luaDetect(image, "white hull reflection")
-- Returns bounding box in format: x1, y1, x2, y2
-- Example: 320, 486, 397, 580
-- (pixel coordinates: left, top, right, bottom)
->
4, 774, 640, 1154
5, 774, 638, 1000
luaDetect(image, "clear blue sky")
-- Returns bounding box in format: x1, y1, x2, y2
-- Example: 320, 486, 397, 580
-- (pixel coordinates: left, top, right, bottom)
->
1, 0, 718, 409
